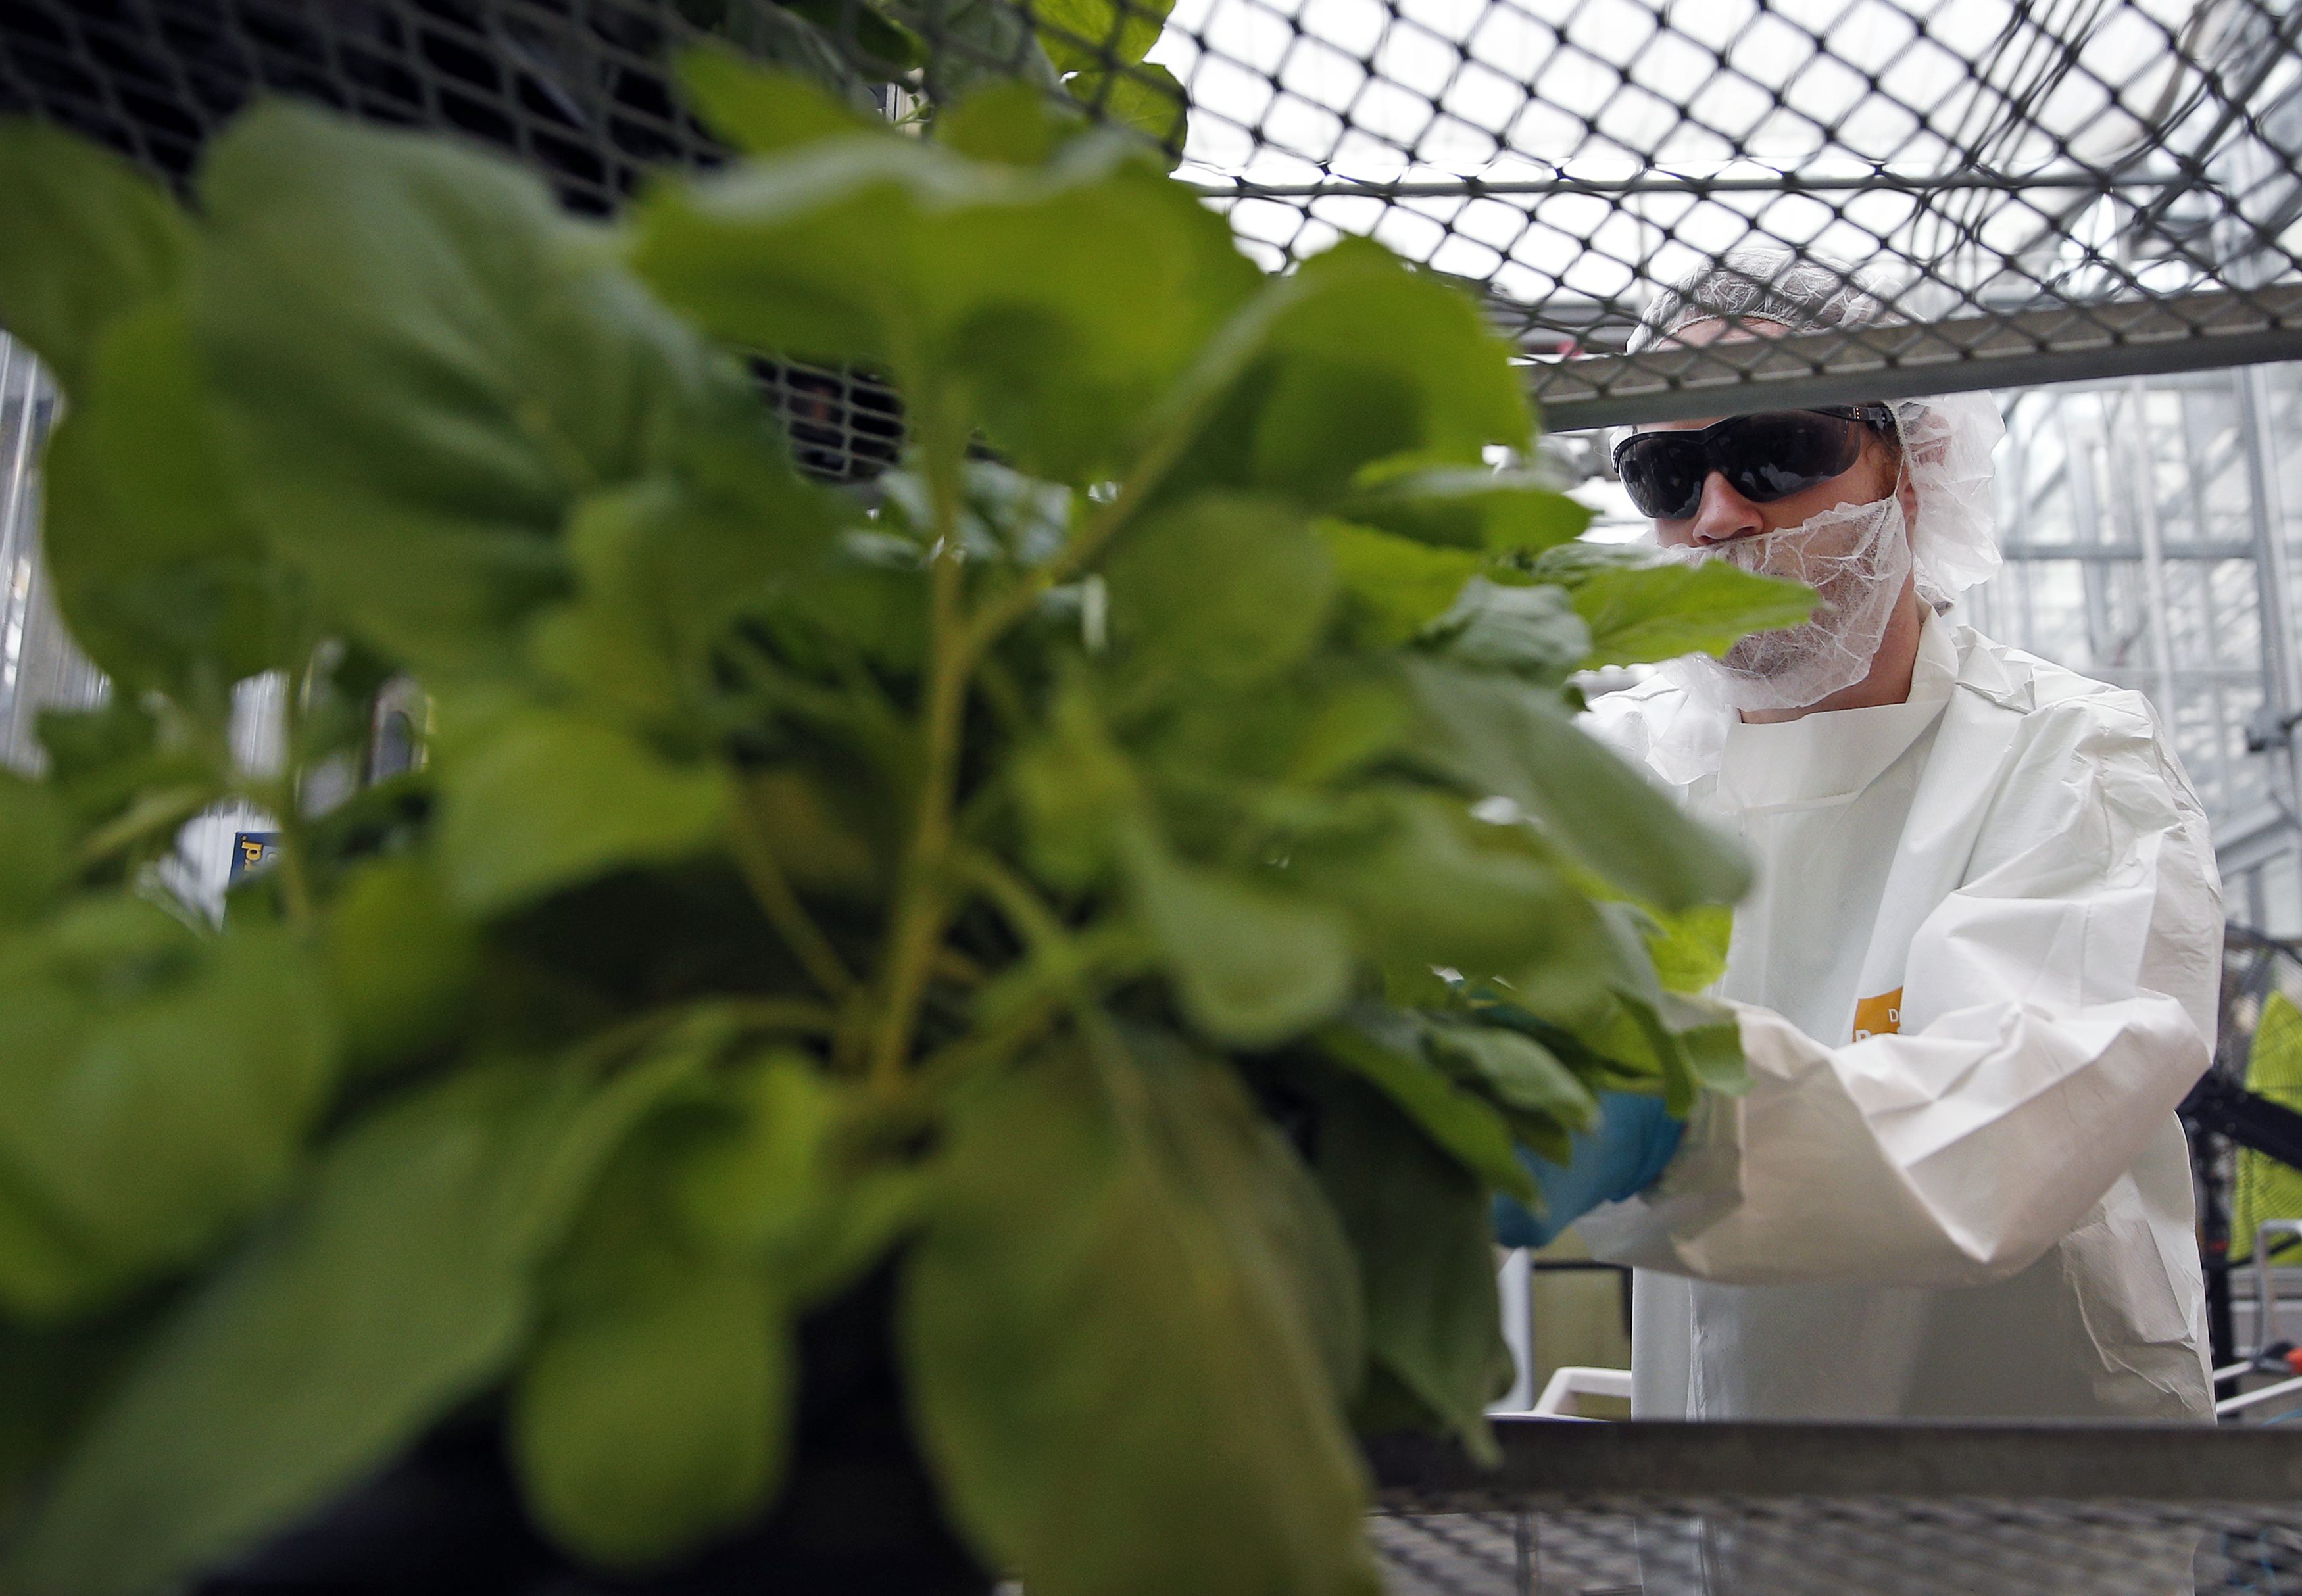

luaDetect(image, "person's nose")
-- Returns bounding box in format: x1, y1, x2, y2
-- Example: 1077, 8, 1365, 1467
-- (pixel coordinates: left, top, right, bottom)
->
1686, 471, 1766, 546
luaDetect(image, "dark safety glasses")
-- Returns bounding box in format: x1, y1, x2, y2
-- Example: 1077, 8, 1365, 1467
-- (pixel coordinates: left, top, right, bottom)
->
1612, 404, 1897, 520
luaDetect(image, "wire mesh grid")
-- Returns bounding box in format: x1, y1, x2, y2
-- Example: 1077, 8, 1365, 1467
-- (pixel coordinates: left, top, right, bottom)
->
0, 0, 709, 214
0, 0, 910, 479
1367, 1423, 2302, 1596
1370, 1496, 2302, 1595
11, 0, 2302, 432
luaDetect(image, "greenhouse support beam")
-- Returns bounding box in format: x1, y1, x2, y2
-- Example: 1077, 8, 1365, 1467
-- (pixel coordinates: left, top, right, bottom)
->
1538, 284, 2302, 430
1187, 168, 2178, 201
2238, 362, 2302, 836
1996, 541, 2260, 561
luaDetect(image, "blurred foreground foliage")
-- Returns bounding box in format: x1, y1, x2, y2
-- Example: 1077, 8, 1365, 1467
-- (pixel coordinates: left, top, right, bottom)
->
679, 0, 1192, 157
0, 61, 1805, 1596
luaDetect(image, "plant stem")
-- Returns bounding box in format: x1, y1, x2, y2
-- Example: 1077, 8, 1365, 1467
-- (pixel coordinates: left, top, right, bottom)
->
574, 994, 837, 1084
931, 944, 989, 986
908, 991, 1061, 1101
267, 811, 317, 931
76, 785, 219, 872
866, 383, 973, 1094
950, 845, 1069, 955
954, 288, 1285, 665
728, 796, 857, 998
864, 295, 1270, 1091
564, 1000, 714, 1082
956, 442, 1167, 669
266, 663, 322, 934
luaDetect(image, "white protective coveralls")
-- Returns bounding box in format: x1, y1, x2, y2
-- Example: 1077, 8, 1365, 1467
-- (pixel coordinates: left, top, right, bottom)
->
1575, 404, 2223, 1424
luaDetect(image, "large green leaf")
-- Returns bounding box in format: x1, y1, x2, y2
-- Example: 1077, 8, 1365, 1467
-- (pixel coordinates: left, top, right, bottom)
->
1063, 63, 1188, 154
1292, 791, 1613, 1001
1403, 660, 1749, 910
1128, 664, 1408, 797
1010, 677, 1142, 889
1306, 1071, 1509, 1457
0, 775, 71, 931
1579, 986, 1746, 1117
1172, 240, 1531, 505
635, 122, 954, 367
953, 162, 1254, 471
672, 1053, 919, 1306
1636, 900, 1733, 995
321, 855, 479, 1078
689, 0, 889, 109
677, 45, 885, 151
513, 1128, 788, 1570
1320, 521, 1483, 646
0, 902, 336, 1319
1312, 1021, 1534, 1202
1420, 578, 1589, 682
634, 72, 1257, 479
6, 1051, 695, 1596
0, 1315, 149, 1531
1421, 1019, 1600, 1134
192, 102, 763, 676
516, 1261, 784, 1570
1275, 671, 1415, 786
1532, 543, 1813, 667
41, 300, 296, 697
1121, 830, 1354, 1048
433, 695, 732, 917
0, 120, 191, 395
1665, 992, 1748, 1094
527, 472, 841, 733
1338, 467, 1588, 554
779, 0, 929, 77
936, 78, 1090, 164
903, 1037, 1378, 1596
1034, 0, 1173, 72
886, 0, 1064, 99
1102, 492, 1336, 687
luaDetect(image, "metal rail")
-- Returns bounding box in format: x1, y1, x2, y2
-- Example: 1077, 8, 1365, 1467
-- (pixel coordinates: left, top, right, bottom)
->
1185, 167, 2184, 202
1535, 285, 2302, 431
1371, 1420, 2302, 1505
2188, 1073, 2302, 1173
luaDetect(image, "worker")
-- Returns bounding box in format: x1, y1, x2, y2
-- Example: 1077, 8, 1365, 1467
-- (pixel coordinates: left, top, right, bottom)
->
1497, 251, 2224, 1423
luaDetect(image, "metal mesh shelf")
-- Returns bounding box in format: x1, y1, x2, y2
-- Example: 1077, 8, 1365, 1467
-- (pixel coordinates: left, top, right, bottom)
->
0, 0, 706, 214
10, 1, 2302, 432
1369, 1420, 2302, 1594
0, 1, 907, 480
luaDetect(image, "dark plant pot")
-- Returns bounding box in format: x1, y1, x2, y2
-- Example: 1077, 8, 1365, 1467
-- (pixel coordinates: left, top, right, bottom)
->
196, 1267, 995, 1596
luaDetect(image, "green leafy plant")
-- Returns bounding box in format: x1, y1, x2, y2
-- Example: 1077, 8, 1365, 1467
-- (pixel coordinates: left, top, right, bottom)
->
0, 60, 1805, 1596
680, 0, 1190, 154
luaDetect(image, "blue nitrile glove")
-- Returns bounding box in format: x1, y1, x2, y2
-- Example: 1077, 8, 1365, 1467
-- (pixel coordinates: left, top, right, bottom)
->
1491, 1092, 1684, 1249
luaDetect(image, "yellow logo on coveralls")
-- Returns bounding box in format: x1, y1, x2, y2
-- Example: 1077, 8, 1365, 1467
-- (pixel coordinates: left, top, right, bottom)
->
1853, 988, 1903, 1042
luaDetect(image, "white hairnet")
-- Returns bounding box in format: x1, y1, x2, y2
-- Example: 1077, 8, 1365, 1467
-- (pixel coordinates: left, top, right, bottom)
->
1892, 389, 2005, 608
1629, 249, 2008, 610
1628, 249, 1888, 356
